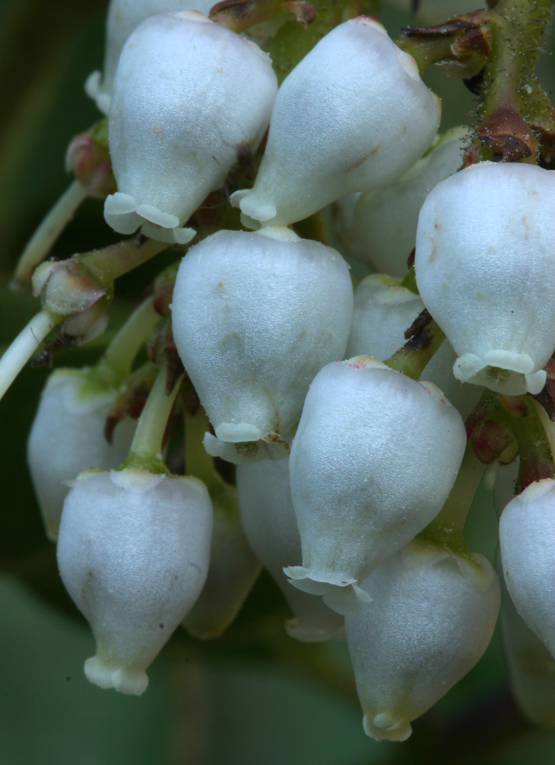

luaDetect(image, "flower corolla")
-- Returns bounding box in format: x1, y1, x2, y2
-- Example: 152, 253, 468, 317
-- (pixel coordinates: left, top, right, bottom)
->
232, 17, 440, 228
104, 11, 278, 243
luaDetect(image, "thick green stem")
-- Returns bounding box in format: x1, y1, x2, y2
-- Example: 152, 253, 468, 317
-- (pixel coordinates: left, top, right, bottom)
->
98, 297, 159, 384
482, 0, 552, 117
121, 366, 183, 474
468, 0, 554, 163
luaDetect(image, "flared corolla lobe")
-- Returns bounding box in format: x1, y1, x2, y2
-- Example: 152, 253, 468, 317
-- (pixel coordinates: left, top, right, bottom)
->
345, 541, 499, 741
499, 479, 555, 660
172, 227, 353, 448
85, 0, 215, 114
104, 12, 278, 243
232, 17, 440, 228
237, 457, 345, 641
183, 488, 261, 639
334, 126, 467, 277
27, 369, 135, 541
57, 469, 213, 694
415, 161, 555, 396
346, 275, 482, 417
285, 357, 466, 615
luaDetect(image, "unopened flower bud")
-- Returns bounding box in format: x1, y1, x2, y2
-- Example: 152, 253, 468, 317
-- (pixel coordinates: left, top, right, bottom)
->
232, 17, 440, 228
57, 469, 213, 695
85, 0, 214, 115
104, 11, 278, 244
345, 540, 499, 741
237, 457, 345, 641
347, 275, 481, 417
334, 127, 467, 277
415, 162, 555, 395
172, 227, 353, 447
27, 370, 135, 540
499, 478, 555, 660
285, 357, 466, 614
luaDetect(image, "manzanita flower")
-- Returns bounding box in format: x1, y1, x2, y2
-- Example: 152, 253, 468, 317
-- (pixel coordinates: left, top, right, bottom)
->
499, 478, 555, 660
172, 227, 353, 447
27, 369, 135, 540
333, 126, 467, 277
183, 484, 261, 639
346, 275, 482, 416
345, 540, 499, 741
57, 468, 213, 695
232, 16, 440, 228
415, 161, 555, 395
85, 0, 214, 114
237, 457, 345, 641
499, 554, 555, 728
285, 356, 466, 615
104, 11, 278, 244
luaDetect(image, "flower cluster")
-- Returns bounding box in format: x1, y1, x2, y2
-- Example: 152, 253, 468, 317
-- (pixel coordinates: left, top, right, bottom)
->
6, 0, 555, 745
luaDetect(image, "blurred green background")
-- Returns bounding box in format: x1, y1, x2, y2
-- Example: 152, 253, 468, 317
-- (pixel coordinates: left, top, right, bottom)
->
1, 0, 555, 763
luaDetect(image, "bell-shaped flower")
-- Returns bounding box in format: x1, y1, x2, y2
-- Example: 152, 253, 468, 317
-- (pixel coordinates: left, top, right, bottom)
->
172, 227, 353, 447
494, 469, 555, 726
27, 369, 135, 541
347, 275, 481, 417
285, 356, 466, 615
499, 478, 555, 660
85, 0, 215, 115
104, 11, 278, 244
231, 17, 440, 228
415, 161, 555, 396
237, 457, 345, 641
499, 553, 555, 727
183, 482, 261, 639
57, 468, 213, 695
333, 127, 467, 277
345, 540, 499, 741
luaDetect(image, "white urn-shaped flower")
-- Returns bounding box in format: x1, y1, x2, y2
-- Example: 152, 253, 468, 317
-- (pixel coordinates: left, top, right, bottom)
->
27, 369, 135, 541
334, 126, 467, 277
346, 275, 482, 417
172, 227, 353, 447
237, 457, 345, 641
345, 540, 500, 741
183, 482, 261, 639
57, 468, 213, 694
285, 356, 467, 615
499, 478, 555, 659
104, 11, 278, 244
499, 551, 555, 727
232, 17, 440, 228
85, 0, 215, 114
415, 161, 555, 396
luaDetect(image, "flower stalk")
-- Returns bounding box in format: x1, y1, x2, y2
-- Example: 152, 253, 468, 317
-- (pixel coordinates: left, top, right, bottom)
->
10, 180, 87, 291
385, 309, 445, 380
0, 309, 59, 400
121, 365, 183, 474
